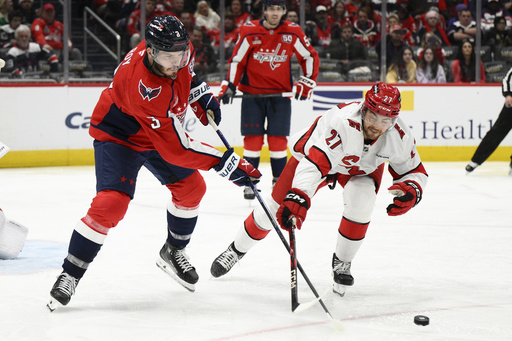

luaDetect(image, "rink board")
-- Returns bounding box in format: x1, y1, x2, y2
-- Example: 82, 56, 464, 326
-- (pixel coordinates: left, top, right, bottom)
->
0, 83, 510, 167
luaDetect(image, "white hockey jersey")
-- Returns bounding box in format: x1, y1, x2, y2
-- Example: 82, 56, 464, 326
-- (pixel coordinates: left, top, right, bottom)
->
289, 101, 428, 197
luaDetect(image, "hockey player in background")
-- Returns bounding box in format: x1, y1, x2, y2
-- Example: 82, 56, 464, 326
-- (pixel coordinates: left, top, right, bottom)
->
211, 83, 428, 296
47, 15, 261, 311
465, 67, 512, 175
217, 0, 319, 200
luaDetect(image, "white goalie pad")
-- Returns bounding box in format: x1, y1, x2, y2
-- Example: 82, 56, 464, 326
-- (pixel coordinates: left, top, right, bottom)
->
0, 211, 29, 259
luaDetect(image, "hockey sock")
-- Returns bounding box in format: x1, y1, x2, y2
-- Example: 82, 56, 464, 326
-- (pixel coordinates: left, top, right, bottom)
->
166, 202, 199, 247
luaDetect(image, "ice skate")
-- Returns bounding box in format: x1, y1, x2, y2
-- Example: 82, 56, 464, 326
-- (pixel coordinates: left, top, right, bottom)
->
156, 241, 198, 292
332, 253, 353, 297
210, 242, 245, 278
465, 161, 479, 174
47, 271, 80, 312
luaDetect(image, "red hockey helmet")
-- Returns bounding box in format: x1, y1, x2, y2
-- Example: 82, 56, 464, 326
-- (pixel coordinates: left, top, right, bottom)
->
363, 82, 401, 118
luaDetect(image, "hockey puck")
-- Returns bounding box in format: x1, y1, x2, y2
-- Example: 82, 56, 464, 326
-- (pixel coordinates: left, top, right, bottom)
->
414, 315, 429, 326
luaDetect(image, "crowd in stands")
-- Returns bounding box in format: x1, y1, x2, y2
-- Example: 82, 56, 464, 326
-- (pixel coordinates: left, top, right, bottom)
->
2, 0, 512, 83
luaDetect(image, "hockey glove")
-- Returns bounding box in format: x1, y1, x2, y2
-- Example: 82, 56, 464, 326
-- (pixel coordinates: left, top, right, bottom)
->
214, 148, 261, 187
217, 80, 236, 104
189, 81, 221, 126
294, 76, 316, 101
276, 188, 311, 231
386, 181, 422, 216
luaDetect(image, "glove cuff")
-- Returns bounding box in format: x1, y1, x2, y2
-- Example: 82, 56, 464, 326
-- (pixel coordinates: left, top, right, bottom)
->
405, 181, 422, 206
288, 188, 311, 209
298, 76, 317, 88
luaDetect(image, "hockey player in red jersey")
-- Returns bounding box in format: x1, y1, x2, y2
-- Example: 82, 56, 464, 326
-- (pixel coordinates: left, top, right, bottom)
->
47, 15, 261, 311
211, 83, 428, 297
217, 0, 320, 200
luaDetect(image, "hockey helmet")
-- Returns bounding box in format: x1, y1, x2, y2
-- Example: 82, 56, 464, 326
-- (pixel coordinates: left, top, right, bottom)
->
363, 82, 401, 118
263, 0, 286, 10
145, 15, 190, 71
146, 15, 189, 52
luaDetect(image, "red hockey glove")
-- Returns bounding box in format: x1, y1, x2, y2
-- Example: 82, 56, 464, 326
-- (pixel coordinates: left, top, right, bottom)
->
294, 76, 316, 101
217, 80, 236, 104
386, 181, 422, 216
189, 81, 221, 126
213, 148, 261, 187
276, 188, 311, 231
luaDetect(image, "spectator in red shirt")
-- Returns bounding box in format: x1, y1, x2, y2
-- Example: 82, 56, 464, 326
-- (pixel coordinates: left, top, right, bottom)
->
126, 0, 171, 48
305, 5, 333, 48
231, 0, 251, 27
352, 6, 379, 47
31, 3, 82, 60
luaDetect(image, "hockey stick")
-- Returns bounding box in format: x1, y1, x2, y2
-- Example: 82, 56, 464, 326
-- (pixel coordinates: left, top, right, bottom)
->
233, 92, 294, 99
289, 227, 299, 312
207, 113, 343, 330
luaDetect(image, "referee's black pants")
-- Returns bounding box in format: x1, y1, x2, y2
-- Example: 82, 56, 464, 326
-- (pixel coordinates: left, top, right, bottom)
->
471, 105, 512, 165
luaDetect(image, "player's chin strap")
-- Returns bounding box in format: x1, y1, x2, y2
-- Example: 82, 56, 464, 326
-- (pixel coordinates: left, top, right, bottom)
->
206, 110, 343, 331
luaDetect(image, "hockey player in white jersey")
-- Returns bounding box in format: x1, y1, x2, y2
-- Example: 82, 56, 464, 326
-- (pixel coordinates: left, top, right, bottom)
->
210, 82, 428, 296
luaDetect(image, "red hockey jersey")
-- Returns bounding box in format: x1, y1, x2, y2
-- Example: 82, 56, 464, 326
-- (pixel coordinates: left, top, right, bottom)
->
89, 41, 223, 171
227, 19, 319, 94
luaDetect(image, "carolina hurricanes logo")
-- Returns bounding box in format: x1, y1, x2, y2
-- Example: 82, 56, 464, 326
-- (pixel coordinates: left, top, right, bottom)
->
139, 80, 162, 101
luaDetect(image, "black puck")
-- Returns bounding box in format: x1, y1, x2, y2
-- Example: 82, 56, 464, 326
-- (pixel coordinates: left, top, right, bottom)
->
414, 315, 429, 326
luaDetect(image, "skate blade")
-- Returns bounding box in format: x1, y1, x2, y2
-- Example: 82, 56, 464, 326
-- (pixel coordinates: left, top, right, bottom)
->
156, 259, 196, 293
332, 283, 347, 297
46, 297, 61, 312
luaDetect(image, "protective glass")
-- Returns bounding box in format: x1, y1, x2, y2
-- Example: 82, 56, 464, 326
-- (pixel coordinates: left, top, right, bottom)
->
152, 47, 190, 70
363, 110, 396, 130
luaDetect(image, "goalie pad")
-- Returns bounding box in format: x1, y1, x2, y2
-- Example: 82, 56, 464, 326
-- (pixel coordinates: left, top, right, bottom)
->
0, 210, 29, 259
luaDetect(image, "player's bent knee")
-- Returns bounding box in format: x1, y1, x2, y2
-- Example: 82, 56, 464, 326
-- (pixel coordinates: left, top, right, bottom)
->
86, 190, 131, 228
166, 171, 206, 208
343, 177, 376, 223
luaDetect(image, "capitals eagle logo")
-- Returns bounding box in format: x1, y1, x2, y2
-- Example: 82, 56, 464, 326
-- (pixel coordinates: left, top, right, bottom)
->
139, 80, 162, 101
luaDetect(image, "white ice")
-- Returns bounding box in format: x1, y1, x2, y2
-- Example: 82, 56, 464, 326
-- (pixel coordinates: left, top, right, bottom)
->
0, 162, 511, 341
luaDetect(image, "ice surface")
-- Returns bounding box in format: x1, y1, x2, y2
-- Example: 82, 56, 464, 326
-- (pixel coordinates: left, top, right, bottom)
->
0, 162, 511, 341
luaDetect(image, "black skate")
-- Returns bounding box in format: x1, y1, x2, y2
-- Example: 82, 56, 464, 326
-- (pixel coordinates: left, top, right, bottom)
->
465, 162, 479, 174
210, 242, 245, 278
332, 253, 353, 297
47, 271, 80, 312
156, 242, 198, 292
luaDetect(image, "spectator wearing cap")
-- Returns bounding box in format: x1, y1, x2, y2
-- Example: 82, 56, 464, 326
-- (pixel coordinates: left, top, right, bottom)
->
352, 6, 379, 47
17, 0, 36, 25
31, 3, 83, 60
2, 24, 59, 76
482, 0, 512, 33
447, 7, 483, 45
305, 5, 333, 48
375, 24, 408, 68
416, 9, 451, 46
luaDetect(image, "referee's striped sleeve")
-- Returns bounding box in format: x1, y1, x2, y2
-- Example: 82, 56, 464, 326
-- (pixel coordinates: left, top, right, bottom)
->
502, 67, 512, 96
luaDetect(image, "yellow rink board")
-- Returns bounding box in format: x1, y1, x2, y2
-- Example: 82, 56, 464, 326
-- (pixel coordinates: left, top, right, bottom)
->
1, 146, 511, 168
